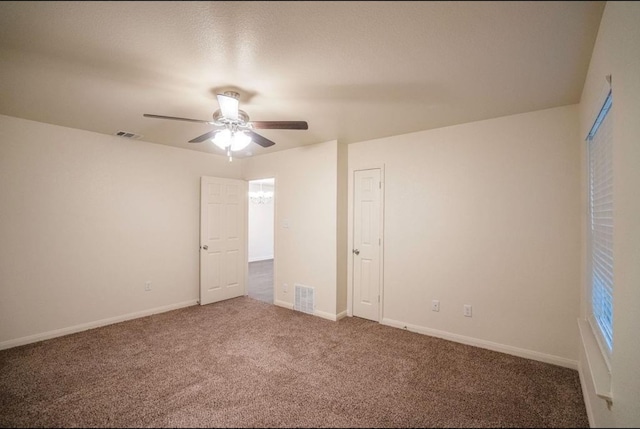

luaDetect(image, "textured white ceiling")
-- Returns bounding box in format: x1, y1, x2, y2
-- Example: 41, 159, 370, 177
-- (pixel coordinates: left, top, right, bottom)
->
0, 1, 605, 158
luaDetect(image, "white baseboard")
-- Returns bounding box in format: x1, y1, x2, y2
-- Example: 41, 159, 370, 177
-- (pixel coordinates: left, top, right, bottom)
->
274, 301, 344, 322
314, 309, 339, 321
0, 300, 198, 351
381, 317, 578, 370
274, 299, 294, 310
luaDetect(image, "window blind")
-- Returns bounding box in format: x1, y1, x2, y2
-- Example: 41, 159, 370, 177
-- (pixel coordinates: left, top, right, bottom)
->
588, 91, 613, 352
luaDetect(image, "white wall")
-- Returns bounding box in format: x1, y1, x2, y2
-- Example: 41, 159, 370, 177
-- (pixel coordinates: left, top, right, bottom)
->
243, 140, 339, 320
349, 105, 581, 366
578, 2, 640, 427
248, 181, 274, 262
0, 115, 243, 347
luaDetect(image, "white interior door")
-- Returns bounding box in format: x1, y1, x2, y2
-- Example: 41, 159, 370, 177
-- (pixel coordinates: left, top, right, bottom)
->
352, 169, 381, 321
200, 176, 247, 305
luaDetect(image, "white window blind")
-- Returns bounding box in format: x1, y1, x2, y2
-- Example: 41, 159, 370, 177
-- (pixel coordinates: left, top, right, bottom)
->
587, 90, 613, 354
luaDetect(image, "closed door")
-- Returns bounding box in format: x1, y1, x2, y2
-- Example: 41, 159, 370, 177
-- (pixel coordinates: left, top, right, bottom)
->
352, 169, 381, 321
200, 176, 247, 305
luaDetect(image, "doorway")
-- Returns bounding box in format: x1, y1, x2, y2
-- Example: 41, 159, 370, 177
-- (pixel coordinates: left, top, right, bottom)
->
352, 168, 382, 321
247, 178, 275, 304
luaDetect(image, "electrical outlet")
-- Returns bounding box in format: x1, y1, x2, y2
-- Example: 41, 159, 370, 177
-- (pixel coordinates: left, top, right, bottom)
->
464, 304, 472, 317
431, 300, 440, 312
283, 283, 288, 294
145, 281, 152, 292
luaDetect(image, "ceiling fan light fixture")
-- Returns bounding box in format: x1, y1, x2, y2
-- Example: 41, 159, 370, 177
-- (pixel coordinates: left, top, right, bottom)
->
212, 129, 231, 150
230, 131, 252, 151
211, 129, 252, 152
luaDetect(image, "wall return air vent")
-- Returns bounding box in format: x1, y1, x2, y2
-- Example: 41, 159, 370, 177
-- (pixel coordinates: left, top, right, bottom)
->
294, 284, 315, 315
114, 130, 142, 139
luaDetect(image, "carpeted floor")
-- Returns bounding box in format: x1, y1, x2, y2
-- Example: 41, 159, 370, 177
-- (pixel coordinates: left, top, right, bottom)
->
0, 297, 588, 428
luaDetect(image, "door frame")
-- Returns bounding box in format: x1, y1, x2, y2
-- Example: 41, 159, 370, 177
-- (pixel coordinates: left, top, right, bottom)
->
347, 165, 385, 321
245, 175, 277, 304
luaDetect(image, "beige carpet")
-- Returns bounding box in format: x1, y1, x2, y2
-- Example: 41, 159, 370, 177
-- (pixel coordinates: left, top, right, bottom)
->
0, 297, 588, 428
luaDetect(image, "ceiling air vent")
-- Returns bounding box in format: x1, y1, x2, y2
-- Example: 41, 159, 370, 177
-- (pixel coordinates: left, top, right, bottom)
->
114, 130, 142, 139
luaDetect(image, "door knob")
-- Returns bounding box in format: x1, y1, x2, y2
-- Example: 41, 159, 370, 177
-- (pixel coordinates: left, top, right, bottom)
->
202, 245, 208, 250
353, 249, 360, 255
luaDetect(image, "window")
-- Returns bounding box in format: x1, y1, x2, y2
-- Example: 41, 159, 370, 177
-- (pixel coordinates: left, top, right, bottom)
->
587, 89, 613, 362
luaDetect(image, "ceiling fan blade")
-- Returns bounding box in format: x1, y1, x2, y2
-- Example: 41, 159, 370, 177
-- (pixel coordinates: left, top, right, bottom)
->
247, 130, 276, 148
251, 121, 308, 130
189, 130, 218, 143
143, 113, 213, 124
216, 94, 239, 121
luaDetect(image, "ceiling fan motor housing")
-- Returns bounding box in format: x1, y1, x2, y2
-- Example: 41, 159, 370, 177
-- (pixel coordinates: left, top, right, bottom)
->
213, 109, 250, 126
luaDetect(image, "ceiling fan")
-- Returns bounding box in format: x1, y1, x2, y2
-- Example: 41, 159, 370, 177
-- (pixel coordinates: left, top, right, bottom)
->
143, 91, 308, 160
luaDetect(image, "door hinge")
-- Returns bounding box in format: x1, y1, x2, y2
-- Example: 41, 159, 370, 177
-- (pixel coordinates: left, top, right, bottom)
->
379, 181, 381, 189
379, 238, 381, 245
378, 295, 380, 303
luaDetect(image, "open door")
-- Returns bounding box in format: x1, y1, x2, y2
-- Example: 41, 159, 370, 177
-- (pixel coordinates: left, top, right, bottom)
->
200, 176, 247, 305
